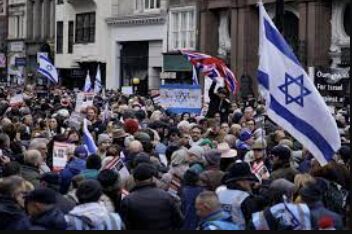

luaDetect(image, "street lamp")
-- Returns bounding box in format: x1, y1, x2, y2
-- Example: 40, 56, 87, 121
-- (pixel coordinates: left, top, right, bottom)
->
132, 77, 140, 94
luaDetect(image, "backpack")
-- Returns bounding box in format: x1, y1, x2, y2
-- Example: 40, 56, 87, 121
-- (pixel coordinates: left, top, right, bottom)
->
321, 180, 349, 215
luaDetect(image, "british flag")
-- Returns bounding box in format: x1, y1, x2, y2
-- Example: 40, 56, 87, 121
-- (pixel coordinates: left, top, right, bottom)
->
181, 50, 239, 95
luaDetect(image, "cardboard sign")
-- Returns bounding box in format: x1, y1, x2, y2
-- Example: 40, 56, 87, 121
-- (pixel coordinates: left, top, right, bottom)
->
75, 92, 95, 112
52, 142, 75, 172
159, 84, 202, 114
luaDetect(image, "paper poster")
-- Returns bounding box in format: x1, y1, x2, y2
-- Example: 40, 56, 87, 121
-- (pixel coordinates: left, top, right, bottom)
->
75, 92, 95, 112
68, 112, 83, 130
52, 142, 75, 172
159, 154, 168, 167
114, 159, 130, 181
159, 84, 202, 114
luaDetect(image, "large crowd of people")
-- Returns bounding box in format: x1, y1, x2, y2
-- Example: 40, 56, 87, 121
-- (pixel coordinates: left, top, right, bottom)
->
0, 82, 350, 230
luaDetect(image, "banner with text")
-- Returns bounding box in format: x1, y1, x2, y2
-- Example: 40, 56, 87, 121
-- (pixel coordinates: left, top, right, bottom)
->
159, 84, 202, 114
314, 67, 350, 107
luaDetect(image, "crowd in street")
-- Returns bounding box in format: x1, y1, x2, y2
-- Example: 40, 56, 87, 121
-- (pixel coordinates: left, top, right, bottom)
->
0, 82, 350, 230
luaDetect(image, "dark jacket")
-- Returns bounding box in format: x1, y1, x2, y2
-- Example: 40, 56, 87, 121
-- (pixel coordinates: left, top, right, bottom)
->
307, 201, 343, 230
60, 157, 86, 194
55, 192, 75, 214
270, 163, 299, 183
30, 207, 67, 230
206, 82, 230, 123
120, 182, 184, 230
180, 186, 204, 230
21, 164, 41, 188
0, 196, 31, 230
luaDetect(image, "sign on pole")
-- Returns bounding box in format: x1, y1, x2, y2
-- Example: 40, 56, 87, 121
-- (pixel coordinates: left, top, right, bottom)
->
52, 142, 75, 172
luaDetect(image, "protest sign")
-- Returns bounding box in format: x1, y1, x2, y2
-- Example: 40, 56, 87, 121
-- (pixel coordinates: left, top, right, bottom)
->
9, 93, 23, 106
159, 84, 202, 114
121, 86, 133, 95
75, 92, 95, 112
52, 142, 75, 172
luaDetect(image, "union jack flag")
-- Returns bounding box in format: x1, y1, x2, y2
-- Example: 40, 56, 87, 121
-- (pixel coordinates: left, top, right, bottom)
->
180, 50, 239, 95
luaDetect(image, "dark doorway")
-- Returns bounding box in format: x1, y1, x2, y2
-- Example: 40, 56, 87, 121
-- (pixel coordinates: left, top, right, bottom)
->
274, 11, 299, 55
120, 41, 149, 96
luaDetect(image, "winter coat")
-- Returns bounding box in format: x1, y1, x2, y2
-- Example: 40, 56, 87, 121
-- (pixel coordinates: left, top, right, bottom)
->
0, 196, 31, 230
60, 157, 86, 194
20, 164, 41, 188
180, 186, 204, 230
65, 202, 123, 230
199, 169, 225, 191
270, 163, 299, 183
206, 82, 230, 123
120, 182, 184, 230
79, 169, 99, 180
30, 207, 67, 230
307, 201, 343, 230
198, 210, 240, 230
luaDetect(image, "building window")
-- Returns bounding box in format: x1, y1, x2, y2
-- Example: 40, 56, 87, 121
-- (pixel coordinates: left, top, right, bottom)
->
75, 12, 95, 43
68, 21, 74, 53
8, 15, 24, 39
135, 0, 160, 12
170, 9, 196, 50
343, 3, 350, 37
56, 21, 63, 53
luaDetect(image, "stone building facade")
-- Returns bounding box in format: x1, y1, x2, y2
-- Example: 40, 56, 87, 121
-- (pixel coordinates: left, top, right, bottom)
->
198, 0, 350, 99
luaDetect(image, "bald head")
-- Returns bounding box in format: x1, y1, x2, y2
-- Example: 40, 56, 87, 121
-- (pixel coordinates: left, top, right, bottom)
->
24, 149, 42, 167
128, 140, 143, 154
195, 191, 221, 218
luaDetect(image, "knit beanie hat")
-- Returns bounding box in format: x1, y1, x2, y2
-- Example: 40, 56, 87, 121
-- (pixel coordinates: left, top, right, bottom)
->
124, 119, 139, 135
133, 163, 156, 181
203, 150, 221, 167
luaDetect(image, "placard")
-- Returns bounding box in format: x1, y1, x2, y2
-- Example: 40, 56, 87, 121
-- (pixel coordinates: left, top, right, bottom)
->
75, 92, 95, 112
121, 86, 133, 95
159, 84, 202, 114
314, 67, 350, 107
68, 112, 83, 130
52, 142, 75, 172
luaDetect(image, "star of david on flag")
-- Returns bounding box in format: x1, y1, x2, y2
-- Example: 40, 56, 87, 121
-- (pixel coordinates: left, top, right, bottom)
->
257, 2, 340, 166
38, 55, 59, 84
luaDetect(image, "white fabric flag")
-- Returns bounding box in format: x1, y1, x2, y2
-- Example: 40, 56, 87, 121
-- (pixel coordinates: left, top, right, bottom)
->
257, 2, 340, 166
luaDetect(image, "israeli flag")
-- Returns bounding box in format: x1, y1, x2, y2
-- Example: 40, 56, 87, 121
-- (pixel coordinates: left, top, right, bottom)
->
37, 55, 58, 84
84, 71, 93, 92
192, 65, 199, 85
257, 2, 340, 166
82, 118, 97, 155
94, 64, 102, 94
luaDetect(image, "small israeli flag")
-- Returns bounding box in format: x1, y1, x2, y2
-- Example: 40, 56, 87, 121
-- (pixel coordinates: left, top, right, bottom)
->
84, 71, 93, 92
94, 64, 102, 94
38, 55, 58, 84
82, 118, 98, 155
257, 2, 340, 166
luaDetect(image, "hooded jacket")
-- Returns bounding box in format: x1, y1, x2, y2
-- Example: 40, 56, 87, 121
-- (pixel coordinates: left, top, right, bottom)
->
30, 207, 67, 230
60, 157, 86, 194
0, 196, 31, 230
65, 202, 123, 230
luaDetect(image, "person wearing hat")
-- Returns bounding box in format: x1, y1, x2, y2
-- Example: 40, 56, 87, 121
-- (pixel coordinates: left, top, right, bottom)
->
247, 138, 271, 181
206, 81, 230, 124
120, 163, 183, 230
65, 180, 124, 230
59, 145, 88, 194
217, 142, 237, 171
270, 145, 299, 183
112, 128, 129, 148
97, 134, 112, 160
216, 161, 265, 230
235, 128, 255, 159
299, 180, 343, 230
187, 145, 205, 165
25, 188, 67, 230
199, 150, 225, 191
124, 119, 140, 135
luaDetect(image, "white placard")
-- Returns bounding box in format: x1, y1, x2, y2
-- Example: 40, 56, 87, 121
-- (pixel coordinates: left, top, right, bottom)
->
75, 92, 95, 112
52, 142, 75, 172
121, 86, 133, 95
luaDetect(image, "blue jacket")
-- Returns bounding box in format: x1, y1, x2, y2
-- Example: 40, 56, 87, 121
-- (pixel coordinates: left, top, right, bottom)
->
198, 210, 241, 230
30, 208, 67, 230
0, 196, 31, 230
60, 158, 86, 194
180, 186, 204, 230
308, 201, 343, 230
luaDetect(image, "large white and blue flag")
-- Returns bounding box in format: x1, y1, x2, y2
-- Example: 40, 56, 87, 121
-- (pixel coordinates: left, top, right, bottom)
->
94, 64, 102, 94
82, 118, 98, 155
84, 71, 93, 92
38, 55, 59, 84
257, 2, 340, 166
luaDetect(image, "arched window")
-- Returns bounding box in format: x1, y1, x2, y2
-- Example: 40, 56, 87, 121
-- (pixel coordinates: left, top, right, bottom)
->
343, 3, 350, 37
273, 11, 299, 55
